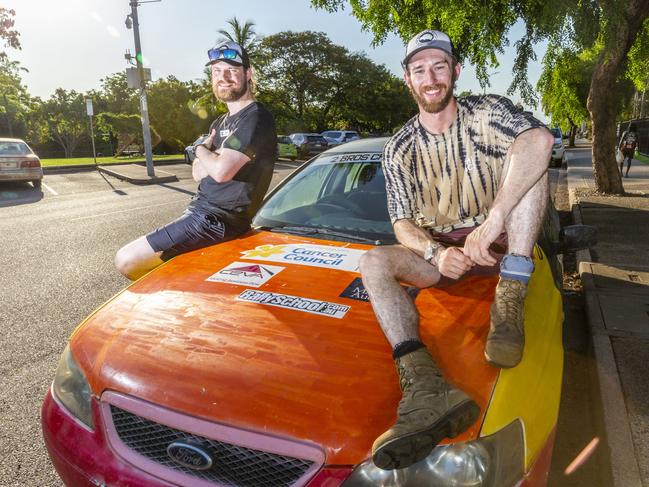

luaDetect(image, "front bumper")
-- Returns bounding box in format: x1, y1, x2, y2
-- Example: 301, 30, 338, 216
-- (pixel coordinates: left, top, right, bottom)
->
41, 389, 352, 487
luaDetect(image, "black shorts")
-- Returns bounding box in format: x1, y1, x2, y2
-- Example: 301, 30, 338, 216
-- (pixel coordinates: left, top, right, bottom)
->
146, 210, 249, 261
431, 226, 508, 287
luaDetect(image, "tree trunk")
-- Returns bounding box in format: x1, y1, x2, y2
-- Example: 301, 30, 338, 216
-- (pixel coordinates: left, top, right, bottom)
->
568, 121, 577, 147
587, 0, 649, 194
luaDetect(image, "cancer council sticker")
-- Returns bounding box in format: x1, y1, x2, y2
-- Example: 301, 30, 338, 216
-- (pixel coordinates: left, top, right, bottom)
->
206, 262, 284, 287
240, 244, 365, 272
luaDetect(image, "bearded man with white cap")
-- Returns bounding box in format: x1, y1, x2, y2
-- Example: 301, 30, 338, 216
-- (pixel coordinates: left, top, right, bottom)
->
360, 29, 554, 470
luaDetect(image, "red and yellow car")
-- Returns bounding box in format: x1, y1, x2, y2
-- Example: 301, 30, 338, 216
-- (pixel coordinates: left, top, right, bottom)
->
42, 138, 564, 487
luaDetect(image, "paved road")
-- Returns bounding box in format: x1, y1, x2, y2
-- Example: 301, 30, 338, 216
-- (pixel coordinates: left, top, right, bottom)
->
0, 162, 296, 486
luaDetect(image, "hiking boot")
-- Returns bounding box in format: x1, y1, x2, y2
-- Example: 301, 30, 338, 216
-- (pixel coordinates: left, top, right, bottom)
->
485, 278, 528, 368
371, 348, 480, 470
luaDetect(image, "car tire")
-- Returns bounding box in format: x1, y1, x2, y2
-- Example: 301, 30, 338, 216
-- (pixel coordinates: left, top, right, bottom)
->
32, 179, 42, 189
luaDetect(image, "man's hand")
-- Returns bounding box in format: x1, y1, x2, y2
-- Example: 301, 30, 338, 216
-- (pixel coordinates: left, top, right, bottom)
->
437, 247, 474, 279
201, 129, 217, 149
462, 213, 505, 266
192, 157, 208, 182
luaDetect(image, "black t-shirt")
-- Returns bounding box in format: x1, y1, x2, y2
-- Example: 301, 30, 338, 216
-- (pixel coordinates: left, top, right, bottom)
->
189, 102, 277, 225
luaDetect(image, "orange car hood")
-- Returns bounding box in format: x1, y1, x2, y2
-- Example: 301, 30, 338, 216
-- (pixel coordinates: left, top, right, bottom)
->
71, 231, 498, 465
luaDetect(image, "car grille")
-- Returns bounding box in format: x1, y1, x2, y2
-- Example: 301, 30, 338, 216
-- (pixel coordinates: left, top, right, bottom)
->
110, 405, 314, 487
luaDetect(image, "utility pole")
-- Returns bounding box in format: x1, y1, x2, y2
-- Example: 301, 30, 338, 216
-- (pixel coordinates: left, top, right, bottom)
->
126, 0, 160, 177
3, 94, 13, 137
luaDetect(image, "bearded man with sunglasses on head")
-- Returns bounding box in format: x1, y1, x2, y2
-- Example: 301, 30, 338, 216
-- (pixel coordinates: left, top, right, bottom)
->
115, 41, 277, 280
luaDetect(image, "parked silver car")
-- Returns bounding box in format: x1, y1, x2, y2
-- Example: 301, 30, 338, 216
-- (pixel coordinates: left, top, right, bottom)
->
0, 138, 43, 189
288, 133, 329, 158
321, 130, 360, 146
549, 128, 565, 168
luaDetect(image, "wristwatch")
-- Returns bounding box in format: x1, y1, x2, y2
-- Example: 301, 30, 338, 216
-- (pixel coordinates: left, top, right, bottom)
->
191, 143, 211, 158
423, 241, 443, 266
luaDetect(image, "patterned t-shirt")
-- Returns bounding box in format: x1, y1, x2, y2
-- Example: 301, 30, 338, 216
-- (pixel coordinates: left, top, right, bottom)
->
383, 95, 545, 233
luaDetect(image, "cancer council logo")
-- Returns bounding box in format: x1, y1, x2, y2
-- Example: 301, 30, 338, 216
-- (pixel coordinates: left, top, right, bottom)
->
241, 245, 287, 259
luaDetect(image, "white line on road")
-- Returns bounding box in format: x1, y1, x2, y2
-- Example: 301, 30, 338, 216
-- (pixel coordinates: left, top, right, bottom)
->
41, 182, 58, 195
69, 199, 187, 222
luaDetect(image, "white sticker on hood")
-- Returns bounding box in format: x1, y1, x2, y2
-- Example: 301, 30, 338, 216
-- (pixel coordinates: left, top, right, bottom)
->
206, 262, 284, 287
240, 244, 364, 272
236, 289, 350, 319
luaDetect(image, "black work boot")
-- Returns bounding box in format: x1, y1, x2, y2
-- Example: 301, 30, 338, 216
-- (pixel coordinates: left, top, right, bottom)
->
371, 348, 480, 470
485, 277, 528, 368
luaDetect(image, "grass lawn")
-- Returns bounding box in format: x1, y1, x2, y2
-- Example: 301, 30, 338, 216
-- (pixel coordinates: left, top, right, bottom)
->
635, 152, 649, 165
40, 154, 184, 167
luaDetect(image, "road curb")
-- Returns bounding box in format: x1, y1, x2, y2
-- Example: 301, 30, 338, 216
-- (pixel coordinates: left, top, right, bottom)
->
42, 159, 185, 175
97, 165, 178, 185
572, 202, 643, 487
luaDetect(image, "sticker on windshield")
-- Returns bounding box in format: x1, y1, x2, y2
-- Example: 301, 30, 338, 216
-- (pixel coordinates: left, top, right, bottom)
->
241, 244, 365, 272
237, 289, 350, 319
206, 262, 284, 287
313, 153, 382, 165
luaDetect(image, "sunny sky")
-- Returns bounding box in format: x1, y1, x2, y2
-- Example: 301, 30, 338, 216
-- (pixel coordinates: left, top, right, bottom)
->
3, 0, 548, 121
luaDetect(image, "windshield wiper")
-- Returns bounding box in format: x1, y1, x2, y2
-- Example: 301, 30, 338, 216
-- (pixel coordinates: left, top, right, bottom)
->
268, 225, 382, 245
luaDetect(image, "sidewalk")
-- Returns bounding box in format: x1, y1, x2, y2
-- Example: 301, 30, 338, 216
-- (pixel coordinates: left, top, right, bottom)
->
566, 142, 649, 487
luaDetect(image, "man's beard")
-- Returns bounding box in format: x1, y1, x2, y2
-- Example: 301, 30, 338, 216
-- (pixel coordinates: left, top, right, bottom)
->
409, 79, 455, 114
215, 78, 248, 102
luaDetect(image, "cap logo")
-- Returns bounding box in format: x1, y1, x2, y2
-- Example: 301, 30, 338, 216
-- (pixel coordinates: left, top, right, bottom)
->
417, 31, 436, 44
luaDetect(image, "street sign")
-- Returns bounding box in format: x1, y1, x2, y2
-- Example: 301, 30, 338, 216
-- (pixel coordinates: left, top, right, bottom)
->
126, 67, 152, 89
85, 99, 93, 116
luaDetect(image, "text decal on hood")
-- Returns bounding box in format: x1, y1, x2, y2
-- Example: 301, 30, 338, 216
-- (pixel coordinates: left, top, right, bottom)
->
240, 244, 365, 272
236, 289, 351, 319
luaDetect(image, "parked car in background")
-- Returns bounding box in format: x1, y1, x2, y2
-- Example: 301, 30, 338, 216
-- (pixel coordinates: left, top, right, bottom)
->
184, 134, 208, 164
288, 133, 328, 158
321, 130, 360, 146
0, 138, 43, 189
42, 137, 586, 487
549, 128, 565, 167
277, 135, 298, 161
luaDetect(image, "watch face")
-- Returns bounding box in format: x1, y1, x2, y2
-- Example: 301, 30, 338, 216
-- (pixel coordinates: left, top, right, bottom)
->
424, 245, 433, 261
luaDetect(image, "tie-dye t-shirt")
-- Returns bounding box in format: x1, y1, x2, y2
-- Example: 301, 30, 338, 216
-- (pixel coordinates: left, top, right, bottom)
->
383, 95, 545, 233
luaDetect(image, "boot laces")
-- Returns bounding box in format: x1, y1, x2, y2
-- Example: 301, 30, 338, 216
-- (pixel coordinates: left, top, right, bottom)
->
496, 280, 525, 332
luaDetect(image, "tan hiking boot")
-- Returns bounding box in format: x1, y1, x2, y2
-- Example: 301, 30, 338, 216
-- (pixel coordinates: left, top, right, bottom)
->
371, 348, 480, 470
485, 278, 528, 368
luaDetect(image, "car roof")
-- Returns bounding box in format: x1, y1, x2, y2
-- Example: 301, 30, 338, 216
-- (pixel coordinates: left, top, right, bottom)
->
0, 138, 28, 143
323, 136, 389, 154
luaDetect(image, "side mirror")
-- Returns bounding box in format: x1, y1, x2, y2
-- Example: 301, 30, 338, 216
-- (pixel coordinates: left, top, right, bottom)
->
555, 224, 597, 254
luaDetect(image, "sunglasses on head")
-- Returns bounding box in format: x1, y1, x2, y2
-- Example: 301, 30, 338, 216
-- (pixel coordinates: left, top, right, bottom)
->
208, 48, 241, 63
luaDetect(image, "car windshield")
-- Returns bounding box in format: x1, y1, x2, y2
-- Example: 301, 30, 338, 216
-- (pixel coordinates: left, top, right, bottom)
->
0, 141, 32, 156
549, 128, 561, 138
307, 135, 326, 142
254, 153, 396, 244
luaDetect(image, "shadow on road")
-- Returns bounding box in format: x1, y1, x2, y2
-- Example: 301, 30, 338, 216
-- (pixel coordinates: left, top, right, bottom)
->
0, 181, 44, 207
97, 169, 128, 196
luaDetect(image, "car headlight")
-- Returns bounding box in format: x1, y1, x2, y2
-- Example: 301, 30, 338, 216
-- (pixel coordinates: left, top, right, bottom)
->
52, 344, 94, 429
341, 420, 524, 487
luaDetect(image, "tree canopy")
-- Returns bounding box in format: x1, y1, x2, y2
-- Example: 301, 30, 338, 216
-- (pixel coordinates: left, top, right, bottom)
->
311, 0, 649, 193
0, 7, 20, 60
255, 30, 414, 134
